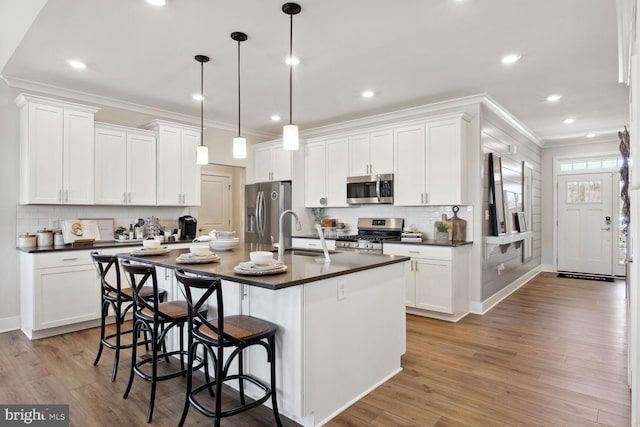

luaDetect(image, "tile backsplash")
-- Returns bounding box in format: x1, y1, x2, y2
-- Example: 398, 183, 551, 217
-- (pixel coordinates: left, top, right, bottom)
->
16, 205, 198, 239
305, 205, 474, 241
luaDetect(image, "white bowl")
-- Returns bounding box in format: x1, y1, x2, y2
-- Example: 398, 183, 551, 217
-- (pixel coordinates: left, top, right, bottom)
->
142, 239, 161, 249
250, 251, 274, 266
190, 245, 209, 256
209, 238, 239, 251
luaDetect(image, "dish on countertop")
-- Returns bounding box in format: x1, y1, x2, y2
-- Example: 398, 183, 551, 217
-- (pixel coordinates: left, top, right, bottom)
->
234, 260, 287, 275
130, 247, 170, 256
176, 252, 221, 264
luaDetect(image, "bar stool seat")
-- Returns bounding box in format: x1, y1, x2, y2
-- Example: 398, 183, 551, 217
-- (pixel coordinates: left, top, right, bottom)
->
175, 269, 282, 427
91, 252, 167, 382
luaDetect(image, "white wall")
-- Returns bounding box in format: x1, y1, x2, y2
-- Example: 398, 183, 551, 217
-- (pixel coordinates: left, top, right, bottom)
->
0, 82, 21, 330
540, 139, 620, 268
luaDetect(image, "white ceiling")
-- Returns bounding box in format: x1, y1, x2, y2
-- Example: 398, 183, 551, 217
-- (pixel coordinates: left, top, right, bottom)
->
1, 0, 629, 144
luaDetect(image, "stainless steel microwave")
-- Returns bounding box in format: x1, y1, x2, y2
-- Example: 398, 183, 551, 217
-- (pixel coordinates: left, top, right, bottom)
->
346, 174, 393, 205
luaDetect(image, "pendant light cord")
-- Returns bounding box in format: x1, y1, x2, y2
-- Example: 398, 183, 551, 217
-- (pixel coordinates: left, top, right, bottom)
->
238, 40, 241, 137
200, 59, 204, 147
289, 12, 293, 125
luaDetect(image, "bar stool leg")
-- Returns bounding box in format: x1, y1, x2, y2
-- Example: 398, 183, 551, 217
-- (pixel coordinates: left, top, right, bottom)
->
269, 336, 283, 427
93, 300, 108, 367
238, 350, 246, 405
111, 300, 122, 381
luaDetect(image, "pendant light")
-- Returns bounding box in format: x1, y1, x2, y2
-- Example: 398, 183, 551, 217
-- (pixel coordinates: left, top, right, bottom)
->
282, 2, 301, 151
195, 54, 210, 165
231, 32, 248, 159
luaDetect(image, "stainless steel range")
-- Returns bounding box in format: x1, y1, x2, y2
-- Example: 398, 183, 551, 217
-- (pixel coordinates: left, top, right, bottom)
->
335, 218, 403, 254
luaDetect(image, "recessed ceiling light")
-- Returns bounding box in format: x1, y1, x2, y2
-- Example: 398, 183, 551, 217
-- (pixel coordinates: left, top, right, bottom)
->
271, 115, 281, 122
146, 0, 166, 6
67, 59, 87, 69
192, 93, 204, 101
362, 90, 374, 98
586, 133, 596, 138
285, 56, 300, 65
563, 118, 576, 124
546, 94, 562, 102
501, 54, 521, 64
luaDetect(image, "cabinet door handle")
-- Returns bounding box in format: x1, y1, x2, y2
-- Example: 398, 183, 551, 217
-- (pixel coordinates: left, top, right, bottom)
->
424, 193, 428, 204
128, 192, 132, 203
408, 250, 420, 254
58, 190, 62, 203
410, 259, 414, 271
65, 190, 69, 203
420, 193, 424, 204
62, 257, 79, 261
123, 192, 127, 203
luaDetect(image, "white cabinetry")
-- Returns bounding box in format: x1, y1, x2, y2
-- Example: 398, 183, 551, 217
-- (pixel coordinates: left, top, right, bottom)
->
383, 243, 470, 321
94, 123, 157, 205
304, 138, 349, 207
254, 142, 292, 182
16, 94, 99, 205
145, 120, 201, 206
348, 130, 393, 176
394, 113, 470, 206
20, 250, 101, 339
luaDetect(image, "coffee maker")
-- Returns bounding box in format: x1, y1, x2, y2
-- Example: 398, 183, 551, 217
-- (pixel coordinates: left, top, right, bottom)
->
178, 215, 197, 241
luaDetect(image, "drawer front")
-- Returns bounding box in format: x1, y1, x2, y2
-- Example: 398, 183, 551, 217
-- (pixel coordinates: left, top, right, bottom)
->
383, 243, 452, 260
292, 238, 336, 251
32, 250, 96, 269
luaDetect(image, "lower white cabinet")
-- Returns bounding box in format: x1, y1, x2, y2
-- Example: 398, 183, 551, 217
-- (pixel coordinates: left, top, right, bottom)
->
20, 250, 101, 339
383, 243, 470, 321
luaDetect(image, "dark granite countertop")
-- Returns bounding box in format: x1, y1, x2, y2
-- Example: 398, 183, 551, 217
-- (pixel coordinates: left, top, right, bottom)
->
16, 239, 195, 254
118, 246, 409, 291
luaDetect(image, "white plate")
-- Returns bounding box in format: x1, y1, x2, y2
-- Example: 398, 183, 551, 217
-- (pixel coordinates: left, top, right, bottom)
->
238, 260, 284, 271
234, 263, 287, 275
130, 247, 170, 256
176, 253, 221, 264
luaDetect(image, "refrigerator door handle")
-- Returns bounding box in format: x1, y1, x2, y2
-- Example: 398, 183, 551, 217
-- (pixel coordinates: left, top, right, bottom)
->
257, 191, 266, 237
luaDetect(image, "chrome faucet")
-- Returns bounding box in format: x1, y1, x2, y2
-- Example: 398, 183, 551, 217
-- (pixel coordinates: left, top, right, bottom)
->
278, 210, 302, 262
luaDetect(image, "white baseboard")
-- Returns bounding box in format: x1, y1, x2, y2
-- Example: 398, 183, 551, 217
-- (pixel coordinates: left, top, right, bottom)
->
0, 316, 21, 334
469, 266, 542, 315
540, 264, 556, 272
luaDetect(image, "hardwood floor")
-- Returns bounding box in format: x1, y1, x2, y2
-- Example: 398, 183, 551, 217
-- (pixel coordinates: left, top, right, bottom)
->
329, 272, 630, 427
0, 272, 630, 426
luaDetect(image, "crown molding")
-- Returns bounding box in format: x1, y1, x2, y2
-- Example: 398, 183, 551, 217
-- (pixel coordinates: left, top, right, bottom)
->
479, 94, 543, 147
2, 75, 277, 139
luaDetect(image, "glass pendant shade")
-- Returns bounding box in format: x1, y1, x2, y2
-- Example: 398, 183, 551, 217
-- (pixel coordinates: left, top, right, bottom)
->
283, 124, 299, 150
196, 145, 209, 165
233, 136, 247, 159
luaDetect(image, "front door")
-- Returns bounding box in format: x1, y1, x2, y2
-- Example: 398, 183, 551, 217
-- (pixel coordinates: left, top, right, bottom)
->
198, 173, 232, 236
557, 172, 613, 275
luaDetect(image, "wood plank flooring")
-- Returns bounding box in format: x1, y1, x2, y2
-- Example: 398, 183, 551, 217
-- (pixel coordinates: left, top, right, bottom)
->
0, 272, 630, 426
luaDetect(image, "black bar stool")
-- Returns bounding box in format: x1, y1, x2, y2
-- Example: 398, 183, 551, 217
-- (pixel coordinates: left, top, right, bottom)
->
120, 260, 206, 423
175, 269, 282, 427
91, 252, 167, 381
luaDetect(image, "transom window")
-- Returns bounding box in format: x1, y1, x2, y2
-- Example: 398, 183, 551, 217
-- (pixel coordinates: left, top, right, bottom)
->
559, 156, 624, 172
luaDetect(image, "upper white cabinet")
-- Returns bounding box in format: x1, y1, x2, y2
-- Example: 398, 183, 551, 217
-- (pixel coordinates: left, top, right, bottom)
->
348, 130, 393, 176
145, 120, 201, 206
305, 138, 349, 207
394, 113, 470, 206
16, 94, 99, 205
254, 142, 292, 182
94, 123, 157, 205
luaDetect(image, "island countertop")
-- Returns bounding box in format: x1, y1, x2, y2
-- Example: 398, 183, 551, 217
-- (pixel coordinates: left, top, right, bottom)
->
118, 246, 409, 291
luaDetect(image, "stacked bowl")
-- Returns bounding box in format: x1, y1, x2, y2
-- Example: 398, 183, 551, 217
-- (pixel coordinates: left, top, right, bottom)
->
208, 230, 240, 251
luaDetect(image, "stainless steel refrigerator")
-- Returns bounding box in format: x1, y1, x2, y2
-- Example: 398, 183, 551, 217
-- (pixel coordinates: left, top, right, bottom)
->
245, 181, 292, 248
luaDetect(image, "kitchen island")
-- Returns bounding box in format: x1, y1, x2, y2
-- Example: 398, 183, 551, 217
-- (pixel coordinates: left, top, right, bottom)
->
120, 246, 409, 427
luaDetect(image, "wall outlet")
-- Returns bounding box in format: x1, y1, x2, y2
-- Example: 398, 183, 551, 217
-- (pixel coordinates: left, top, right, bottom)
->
337, 280, 347, 301
497, 263, 505, 275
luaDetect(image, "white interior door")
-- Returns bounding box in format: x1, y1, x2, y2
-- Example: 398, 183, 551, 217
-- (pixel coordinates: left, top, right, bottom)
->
199, 173, 232, 236
557, 172, 613, 275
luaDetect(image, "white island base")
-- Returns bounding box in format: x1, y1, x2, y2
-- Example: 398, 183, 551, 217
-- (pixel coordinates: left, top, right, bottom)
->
238, 262, 406, 426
